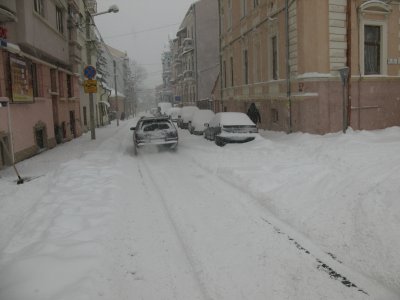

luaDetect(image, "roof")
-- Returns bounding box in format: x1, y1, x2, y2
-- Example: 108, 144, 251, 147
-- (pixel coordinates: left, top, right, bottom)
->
105, 44, 127, 59
108, 88, 126, 99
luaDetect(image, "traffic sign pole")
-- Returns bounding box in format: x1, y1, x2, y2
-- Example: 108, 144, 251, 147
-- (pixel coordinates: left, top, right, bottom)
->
85, 13, 96, 140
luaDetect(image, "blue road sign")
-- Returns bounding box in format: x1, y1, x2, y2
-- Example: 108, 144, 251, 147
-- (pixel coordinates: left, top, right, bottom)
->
84, 65, 96, 79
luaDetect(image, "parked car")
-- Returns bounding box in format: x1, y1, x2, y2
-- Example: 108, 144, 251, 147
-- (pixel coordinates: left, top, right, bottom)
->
189, 109, 215, 135
167, 107, 182, 122
204, 112, 258, 146
178, 106, 199, 129
130, 116, 178, 154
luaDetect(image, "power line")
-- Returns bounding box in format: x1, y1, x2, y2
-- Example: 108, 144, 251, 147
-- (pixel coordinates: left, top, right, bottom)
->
103, 23, 180, 39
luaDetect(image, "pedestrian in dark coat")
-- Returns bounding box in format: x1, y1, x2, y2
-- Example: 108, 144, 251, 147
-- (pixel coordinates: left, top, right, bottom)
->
247, 102, 261, 125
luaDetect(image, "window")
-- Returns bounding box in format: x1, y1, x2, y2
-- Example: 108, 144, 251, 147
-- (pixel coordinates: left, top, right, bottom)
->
34, 0, 44, 17
56, 6, 64, 34
223, 60, 227, 88
227, 0, 232, 29
241, 0, 247, 18
32, 63, 39, 97
364, 25, 381, 75
271, 108, 279, 123
230, 56, 234, 86
67, 75, 73, 98
83, 106, 87, 126
50, 69, 57, 93
272, 36, 278, 80
243, 50, 248, 84
254, 42, 260, 82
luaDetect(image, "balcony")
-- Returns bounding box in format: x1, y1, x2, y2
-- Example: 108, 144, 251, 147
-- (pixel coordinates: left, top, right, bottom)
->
69, 41, 82, 63
183, 38, 194, 52
184, 70, 195, 82
0, 0, 17, 23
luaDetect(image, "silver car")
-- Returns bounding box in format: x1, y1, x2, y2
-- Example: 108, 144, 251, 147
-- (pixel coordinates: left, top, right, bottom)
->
204, 112, 258, 146
130, 117, 178, 154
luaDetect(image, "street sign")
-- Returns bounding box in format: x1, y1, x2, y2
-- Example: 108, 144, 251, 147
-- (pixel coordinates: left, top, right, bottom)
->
84, 80, 97, 93
83, 65, 96, 79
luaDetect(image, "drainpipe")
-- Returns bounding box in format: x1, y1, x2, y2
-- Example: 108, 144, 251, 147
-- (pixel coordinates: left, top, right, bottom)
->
285, 0, 292, 133
194, 4, 198, 106
346, 0, 352, 128
218, 0, 223, 113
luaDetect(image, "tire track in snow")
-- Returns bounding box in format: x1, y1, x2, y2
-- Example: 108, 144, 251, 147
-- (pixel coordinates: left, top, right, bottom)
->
173, 138, 397, 299
137, 156, 213, 300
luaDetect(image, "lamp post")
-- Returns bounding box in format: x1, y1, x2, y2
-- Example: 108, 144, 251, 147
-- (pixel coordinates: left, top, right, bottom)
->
85, 4, 119, 140
0, 97, 23, 184
113, 59, 119, 126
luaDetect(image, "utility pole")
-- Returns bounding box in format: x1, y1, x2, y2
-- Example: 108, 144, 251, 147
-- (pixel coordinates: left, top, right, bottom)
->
85, 11, 96, 140
113, 60, 119, 126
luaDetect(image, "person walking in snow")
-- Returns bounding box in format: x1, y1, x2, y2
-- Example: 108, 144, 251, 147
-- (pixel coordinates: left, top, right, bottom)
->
247, 102, 261, 125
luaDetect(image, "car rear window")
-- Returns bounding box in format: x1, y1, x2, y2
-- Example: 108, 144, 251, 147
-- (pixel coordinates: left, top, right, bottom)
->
142, 122, 171, 132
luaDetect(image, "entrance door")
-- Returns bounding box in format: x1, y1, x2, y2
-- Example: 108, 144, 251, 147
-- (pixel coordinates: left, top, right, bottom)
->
69, 111, 76, 138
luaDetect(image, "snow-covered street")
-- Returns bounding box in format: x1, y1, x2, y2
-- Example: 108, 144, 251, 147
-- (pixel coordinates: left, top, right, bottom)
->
0, 118, 399, 300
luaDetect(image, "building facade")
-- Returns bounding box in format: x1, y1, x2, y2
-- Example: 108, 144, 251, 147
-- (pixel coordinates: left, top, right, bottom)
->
103, 44, 129, 120
219, 0, 400, 134
160, 49, 174, 104
0, 0, 82, 166
170, 0, 219, 108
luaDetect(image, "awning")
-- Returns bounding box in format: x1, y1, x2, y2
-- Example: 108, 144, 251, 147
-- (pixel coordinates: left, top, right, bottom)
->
99, 100, 110, 108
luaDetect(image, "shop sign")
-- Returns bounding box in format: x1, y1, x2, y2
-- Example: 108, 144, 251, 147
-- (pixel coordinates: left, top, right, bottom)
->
10, 56, 33, 103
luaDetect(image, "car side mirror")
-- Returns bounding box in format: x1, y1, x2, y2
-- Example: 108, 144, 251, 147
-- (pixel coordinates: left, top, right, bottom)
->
130, 127, 136, 131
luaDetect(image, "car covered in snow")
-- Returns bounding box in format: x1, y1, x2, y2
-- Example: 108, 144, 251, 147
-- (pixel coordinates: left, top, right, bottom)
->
177, 106, 199, 129
130, 116, 178, 154
188, 109, 215, 135
166, 107, 182, 122
204, 112, 258, 146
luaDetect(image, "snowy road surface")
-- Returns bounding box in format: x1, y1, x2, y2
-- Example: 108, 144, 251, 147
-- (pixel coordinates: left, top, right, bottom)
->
0, 118, 399, 299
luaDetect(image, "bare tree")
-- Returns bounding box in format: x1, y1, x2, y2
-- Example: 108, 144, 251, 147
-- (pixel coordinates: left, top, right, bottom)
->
130, 60, 147, 89
128, 60, 148, 114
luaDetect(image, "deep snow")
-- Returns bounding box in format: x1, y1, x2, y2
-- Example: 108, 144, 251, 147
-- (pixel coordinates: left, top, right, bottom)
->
0, 118, 399, 300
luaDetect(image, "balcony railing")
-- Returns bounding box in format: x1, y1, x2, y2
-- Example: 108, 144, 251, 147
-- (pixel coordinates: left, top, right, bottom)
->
184, 70, 194, 81
183, 38, 194, 52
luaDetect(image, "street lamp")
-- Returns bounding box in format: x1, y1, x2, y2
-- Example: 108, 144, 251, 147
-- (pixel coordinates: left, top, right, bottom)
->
0, 97, 24, 184
85, 4, 119, 140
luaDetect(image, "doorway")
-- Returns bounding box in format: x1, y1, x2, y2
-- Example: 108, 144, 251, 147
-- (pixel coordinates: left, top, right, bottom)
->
69, 110, 76, 138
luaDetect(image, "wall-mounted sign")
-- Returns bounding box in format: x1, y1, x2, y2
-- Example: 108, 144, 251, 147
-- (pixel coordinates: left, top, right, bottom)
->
0, 27, 7, 39
10, 57, 33, 103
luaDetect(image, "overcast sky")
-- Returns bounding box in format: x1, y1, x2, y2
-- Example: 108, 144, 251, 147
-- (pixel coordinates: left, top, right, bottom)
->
95, 0, 195, 89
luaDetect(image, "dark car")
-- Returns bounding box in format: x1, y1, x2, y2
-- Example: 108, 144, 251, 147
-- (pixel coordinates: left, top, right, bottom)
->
204, 112, 258, 146
130, 116, 178, 154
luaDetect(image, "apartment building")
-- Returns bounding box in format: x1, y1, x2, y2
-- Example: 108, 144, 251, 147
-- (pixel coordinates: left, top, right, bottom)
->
0, 0, 81, 166
160, 49, 174, 104
219, 0, 400, 134
170, 0, 219, 108
103, 44, 129, 120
